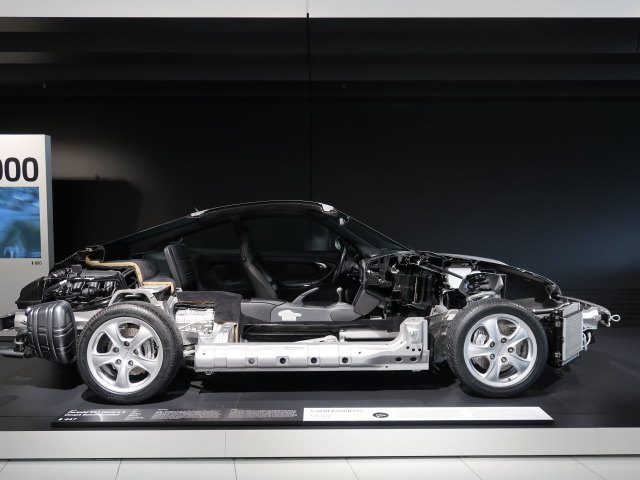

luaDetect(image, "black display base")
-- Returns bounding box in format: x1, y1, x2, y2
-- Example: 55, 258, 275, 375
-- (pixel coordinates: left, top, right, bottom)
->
1, 327, 638, 431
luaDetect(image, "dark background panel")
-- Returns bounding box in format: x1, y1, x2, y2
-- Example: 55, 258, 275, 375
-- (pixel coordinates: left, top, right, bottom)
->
311, 101, 640, 289
0, 18, 308, 88
0, 17, 638, 318
0, 100, 311, 255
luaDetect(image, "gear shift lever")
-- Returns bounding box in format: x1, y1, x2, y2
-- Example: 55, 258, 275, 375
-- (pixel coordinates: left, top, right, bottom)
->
336, 287, 344, 303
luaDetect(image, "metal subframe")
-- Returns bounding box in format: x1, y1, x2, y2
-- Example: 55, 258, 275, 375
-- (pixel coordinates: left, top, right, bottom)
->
194, 317, 429, 373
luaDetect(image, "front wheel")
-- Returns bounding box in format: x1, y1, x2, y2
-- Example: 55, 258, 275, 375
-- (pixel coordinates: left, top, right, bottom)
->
446, 298, 548, 397
77, 302, 182, 404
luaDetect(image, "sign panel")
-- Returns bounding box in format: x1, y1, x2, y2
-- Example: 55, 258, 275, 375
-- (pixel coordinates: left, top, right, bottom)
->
0, 135, 52, 315
54, 408, 302, 427
53, 406, 552, 427
303, 406, 553, 423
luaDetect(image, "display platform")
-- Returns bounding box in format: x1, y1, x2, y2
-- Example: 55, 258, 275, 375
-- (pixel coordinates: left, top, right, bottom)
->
0, 327, 638, 458
52, 406, 553, 427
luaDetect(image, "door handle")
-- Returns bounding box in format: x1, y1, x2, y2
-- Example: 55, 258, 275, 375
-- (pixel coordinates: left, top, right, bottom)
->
315, 262, 327, 269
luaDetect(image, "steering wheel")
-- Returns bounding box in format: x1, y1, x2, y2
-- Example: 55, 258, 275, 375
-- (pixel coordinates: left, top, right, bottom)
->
332, 245, 348, 284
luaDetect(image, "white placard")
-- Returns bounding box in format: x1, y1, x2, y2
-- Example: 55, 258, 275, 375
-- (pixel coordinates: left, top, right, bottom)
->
0, 135, 52, 315
303, 406, 552, 423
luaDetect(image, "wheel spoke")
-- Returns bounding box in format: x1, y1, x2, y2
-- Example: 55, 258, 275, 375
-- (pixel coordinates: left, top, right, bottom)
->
506, 352, 531, 372
466, 343, 493, 359
480, 316, 501, 344
483, 358, 501, 382
129, 323, 156, 351
507, 325, 529, 349
114, 363, 133, 389
90, 352, 119, 370
100, 321, 126, 350
133, 355, 160, 375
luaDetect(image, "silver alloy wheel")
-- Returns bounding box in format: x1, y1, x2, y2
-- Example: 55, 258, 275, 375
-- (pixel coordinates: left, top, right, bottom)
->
462, 313, 537, 388
86, 316, 164, 394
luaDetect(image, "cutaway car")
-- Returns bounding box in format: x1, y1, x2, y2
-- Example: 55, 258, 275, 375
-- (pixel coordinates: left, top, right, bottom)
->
0, 201, 620, 403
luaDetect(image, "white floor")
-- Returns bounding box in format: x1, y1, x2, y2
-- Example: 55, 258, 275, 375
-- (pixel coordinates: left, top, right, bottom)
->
0, 457, 638, 480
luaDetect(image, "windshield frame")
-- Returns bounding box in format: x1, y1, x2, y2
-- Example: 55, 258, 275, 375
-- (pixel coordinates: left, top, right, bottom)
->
320, 210, 410, 255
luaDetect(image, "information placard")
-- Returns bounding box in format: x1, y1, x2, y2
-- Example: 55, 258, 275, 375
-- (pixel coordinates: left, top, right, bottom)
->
303, 406, 553, 423
53, 406, 552, 427
0, 135, 52, 316
54, 407, 302, 427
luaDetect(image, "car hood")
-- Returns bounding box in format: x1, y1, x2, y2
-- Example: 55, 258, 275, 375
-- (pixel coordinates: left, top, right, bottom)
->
422, 250, 560, 292
436, 252, 507, 266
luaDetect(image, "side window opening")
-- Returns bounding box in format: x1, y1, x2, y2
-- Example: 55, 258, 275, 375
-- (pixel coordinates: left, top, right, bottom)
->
180, 221, 238, 251
166, 221, 251, 296
244, 216, 337, 253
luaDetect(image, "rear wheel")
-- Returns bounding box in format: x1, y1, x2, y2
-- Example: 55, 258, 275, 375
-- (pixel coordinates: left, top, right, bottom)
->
446, 298, 548, 397
77, 302, 182, 404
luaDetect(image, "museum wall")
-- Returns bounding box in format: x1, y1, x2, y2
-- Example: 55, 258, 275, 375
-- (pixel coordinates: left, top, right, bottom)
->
312, 101, 640, 291
0, 18, 638, 314
0, 98, 637, 293
0, 100, 311, 246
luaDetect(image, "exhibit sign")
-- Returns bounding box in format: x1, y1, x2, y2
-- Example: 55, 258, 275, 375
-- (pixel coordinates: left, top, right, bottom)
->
53, 406, 552, 427
54, 408, 301, 427
0, 135, 53, 316
302, 406, 553, 423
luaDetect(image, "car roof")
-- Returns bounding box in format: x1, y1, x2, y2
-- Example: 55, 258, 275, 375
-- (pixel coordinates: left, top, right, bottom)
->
189, 200, 335, 218
104, 200, 335, 248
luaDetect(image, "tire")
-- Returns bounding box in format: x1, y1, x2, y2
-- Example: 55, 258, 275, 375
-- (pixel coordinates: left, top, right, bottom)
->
446, 298, 548, 398
77, 302, 182, 404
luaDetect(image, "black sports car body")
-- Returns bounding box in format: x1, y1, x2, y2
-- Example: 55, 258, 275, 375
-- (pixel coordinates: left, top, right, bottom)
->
0, 201, 620, 403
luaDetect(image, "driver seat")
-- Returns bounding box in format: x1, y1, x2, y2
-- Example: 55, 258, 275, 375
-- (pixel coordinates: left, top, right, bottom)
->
235, 224, 279, 300
164, 243, 201, 291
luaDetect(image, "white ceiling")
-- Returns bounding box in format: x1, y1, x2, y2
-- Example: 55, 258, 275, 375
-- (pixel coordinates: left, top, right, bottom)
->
1, 0, 640, 18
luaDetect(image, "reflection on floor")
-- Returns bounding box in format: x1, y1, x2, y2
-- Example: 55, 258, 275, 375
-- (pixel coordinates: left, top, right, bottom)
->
0, 457, 639, 480
0, 327, 639, 430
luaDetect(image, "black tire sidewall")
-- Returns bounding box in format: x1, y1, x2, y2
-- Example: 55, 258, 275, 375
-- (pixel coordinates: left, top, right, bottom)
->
77, 302, 182, 404
446, 298, 549, 398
